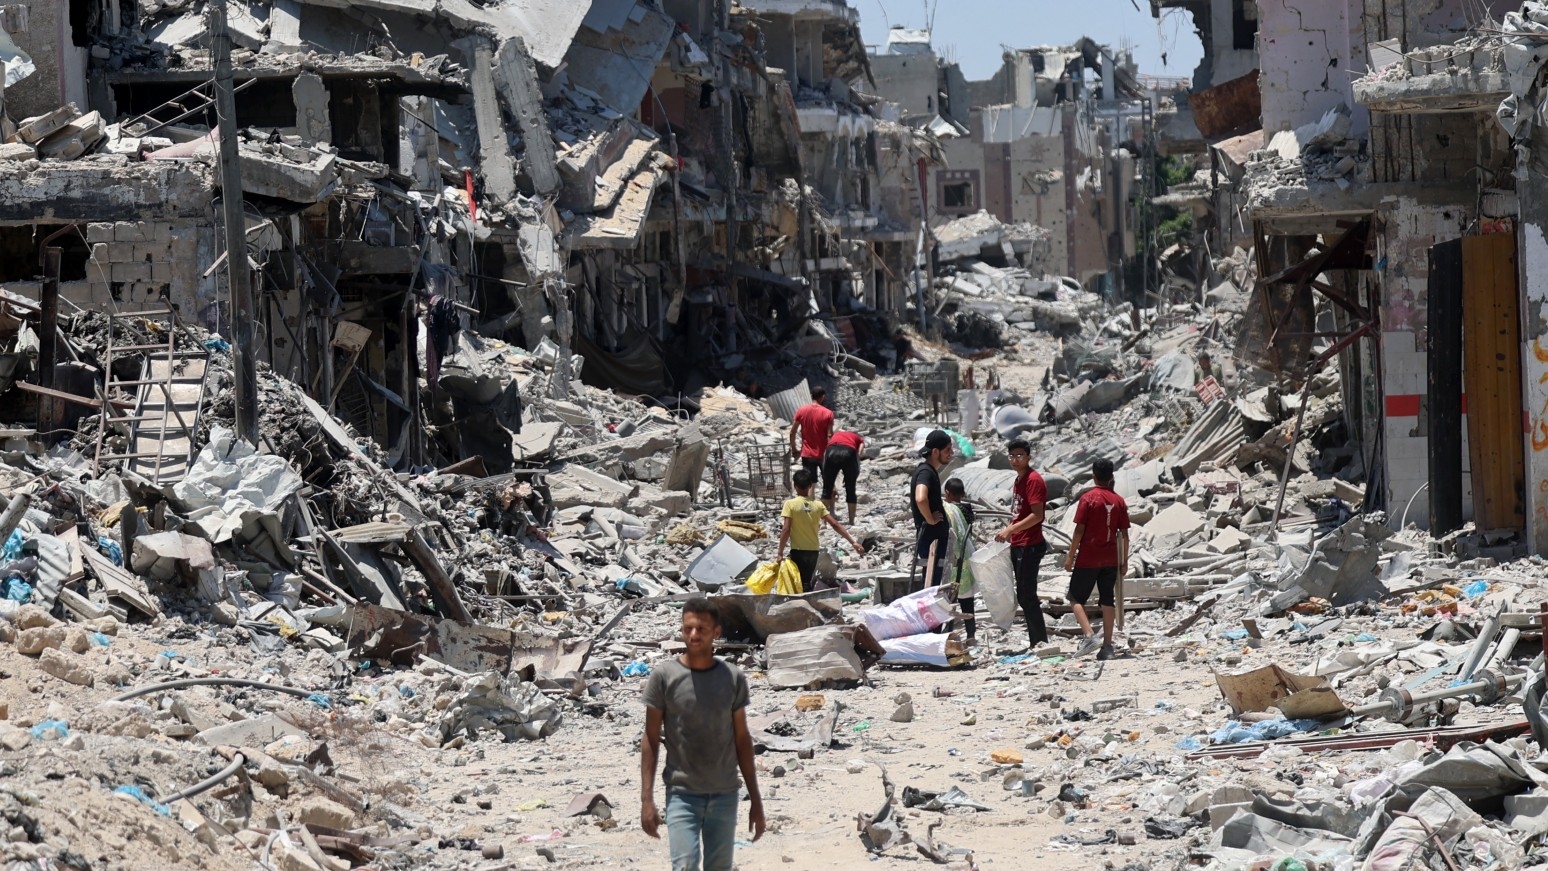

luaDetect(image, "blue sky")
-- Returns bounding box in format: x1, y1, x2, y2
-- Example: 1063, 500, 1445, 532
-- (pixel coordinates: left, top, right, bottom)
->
857, 0, 1205, 83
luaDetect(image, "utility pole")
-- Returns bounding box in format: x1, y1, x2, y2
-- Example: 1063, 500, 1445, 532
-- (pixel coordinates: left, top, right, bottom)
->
211, 0, 258, 445
713, 0, 740, 351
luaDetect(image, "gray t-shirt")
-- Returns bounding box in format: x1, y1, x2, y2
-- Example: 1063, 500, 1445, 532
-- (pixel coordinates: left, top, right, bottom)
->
642, 657, 750, 795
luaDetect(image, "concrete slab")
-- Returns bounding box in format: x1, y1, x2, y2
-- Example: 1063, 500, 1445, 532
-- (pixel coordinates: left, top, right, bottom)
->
1144, 502, 1207, 539
1207, 525, 1252, 555
195, 714, 309, 748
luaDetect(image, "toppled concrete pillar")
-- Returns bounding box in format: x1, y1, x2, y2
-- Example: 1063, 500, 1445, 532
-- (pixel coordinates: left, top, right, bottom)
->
470, 39, 519, 204
292, 73, 330, 143
491, 37, 559, 197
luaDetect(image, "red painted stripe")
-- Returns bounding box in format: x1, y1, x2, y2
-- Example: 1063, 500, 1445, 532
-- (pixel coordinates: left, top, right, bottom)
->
1385, 394, 1468, 418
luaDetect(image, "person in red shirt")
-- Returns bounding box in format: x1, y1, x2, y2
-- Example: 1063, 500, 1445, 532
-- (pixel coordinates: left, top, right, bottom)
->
789, 386, 834, 479
995, 439, 1048, 648
1062, 458, 1130, 661
821, 429, 864, 524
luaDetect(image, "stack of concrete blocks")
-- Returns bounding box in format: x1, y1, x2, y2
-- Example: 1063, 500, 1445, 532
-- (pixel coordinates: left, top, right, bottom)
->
85, 221, 198, 309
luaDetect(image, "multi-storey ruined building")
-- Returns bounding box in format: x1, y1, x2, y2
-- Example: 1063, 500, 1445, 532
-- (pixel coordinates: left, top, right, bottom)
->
0, 0, 932, 467
871, 29, 1151, 293
1153, 0, 1548, 556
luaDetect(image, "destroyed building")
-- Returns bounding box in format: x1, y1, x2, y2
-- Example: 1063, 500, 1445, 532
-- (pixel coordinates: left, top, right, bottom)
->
1150, 0, 1548, 557
11, 2, 1548, 870
0, 0, 953, 459
870, 30, 1156, 293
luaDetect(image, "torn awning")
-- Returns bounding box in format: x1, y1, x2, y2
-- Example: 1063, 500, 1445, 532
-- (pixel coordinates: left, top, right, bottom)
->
562, 163, 665, 249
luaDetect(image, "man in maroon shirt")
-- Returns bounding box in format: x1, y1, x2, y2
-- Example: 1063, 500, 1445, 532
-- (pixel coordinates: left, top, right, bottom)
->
1062, 458, 1130, 661
995, 439, 1048, 648
821, 429, 864, 524
789, 386, 834, 479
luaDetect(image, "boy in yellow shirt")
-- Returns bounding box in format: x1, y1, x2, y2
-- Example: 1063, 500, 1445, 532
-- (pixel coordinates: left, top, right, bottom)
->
777, 469, 866, 591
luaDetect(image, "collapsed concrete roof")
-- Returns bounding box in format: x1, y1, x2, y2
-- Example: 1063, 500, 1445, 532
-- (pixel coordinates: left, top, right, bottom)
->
290, 0, 597, 69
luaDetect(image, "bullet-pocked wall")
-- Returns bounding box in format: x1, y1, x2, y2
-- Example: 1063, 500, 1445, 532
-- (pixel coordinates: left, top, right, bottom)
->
1256, 0, 1368, 136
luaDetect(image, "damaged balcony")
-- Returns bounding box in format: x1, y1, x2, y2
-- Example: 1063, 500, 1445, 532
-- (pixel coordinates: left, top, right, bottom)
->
1353, 44, 1509, 114
736, 0, 860, 22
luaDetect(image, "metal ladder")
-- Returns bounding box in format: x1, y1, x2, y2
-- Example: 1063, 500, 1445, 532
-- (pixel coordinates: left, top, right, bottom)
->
117, 78, 258, 138
93, 310, 210, 485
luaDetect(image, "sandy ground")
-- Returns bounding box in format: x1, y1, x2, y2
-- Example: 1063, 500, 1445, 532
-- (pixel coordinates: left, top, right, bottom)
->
0, 334, 1295, 870
415, 621, 1218, 871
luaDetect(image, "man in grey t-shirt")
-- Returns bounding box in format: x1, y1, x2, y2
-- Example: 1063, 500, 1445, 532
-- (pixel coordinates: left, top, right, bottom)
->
641, 598, 765, 870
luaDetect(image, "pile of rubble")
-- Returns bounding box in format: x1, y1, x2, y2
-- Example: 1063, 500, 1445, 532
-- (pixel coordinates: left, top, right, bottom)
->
3, 235, 1548, 870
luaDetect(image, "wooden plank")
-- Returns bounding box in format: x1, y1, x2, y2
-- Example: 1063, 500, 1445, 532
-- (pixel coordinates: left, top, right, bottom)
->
81, 545, 161, 618
56, 586, 111, 621
1462, 234, 1526, 531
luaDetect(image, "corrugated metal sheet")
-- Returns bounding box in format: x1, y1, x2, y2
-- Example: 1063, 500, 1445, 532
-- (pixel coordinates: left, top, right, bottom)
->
765, 379, 813, 424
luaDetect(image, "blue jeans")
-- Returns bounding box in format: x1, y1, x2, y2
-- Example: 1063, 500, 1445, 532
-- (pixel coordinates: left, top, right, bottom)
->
665, 790, 739, 871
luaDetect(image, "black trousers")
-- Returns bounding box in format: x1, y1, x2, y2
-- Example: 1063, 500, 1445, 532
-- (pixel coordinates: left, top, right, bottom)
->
915, 522, 948, 587
821, 445, 860, 505
1011, 542, 1049, 645
788, 549, 819, 592
959, 595, 976, 638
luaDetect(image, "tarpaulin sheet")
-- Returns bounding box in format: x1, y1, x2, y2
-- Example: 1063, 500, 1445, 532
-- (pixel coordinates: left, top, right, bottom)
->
574, 330, 666, 397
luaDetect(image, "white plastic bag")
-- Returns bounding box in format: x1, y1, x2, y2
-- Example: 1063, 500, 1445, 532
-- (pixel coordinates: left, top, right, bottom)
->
969, 540, 1017, 630
879, 633, 950, 666
859, 586, 953, 641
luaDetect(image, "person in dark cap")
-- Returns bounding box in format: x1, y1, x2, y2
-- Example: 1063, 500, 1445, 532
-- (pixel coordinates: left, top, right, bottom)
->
910, 430, 954, 587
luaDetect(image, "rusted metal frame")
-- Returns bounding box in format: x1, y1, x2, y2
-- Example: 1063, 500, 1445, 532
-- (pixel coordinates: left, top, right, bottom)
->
1267, 320, 1375, 531
1257, 219, 1373, 365
1185, 719, 1530, 760
1395, 812, 1463, 871
1257, 218, 1370, 288
1263, 280, 1311, 355
1308, 277, 1371, 321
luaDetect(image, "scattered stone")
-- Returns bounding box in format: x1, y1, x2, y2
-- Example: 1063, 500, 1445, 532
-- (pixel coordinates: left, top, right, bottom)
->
38, 648, 95, 686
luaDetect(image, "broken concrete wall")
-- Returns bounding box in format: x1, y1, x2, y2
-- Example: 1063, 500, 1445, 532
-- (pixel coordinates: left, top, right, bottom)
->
798, 116, 873, 213
1380, 198, 1471, 530
870, 52, 941, 120
80, 220, 217, 319
1207, 0, 1258, 87
8, 0, 89, 121
559, 2, 677, 113
1361, 0, 1517, 52
0, 163, 211, 224
1257, 0, 1368, 136
1521, 119, 1548, 553
1006, 132, 1070, 275
1369, 112, 1490, 185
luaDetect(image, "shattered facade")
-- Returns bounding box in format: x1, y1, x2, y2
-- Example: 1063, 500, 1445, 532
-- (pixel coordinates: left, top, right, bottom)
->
871, 31, 1154, 291
1154, 0, 1548, 555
